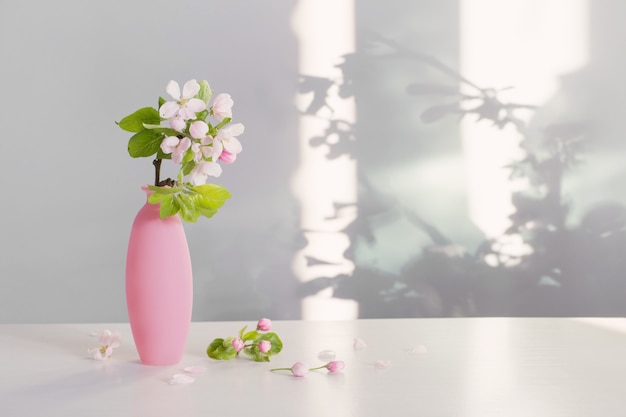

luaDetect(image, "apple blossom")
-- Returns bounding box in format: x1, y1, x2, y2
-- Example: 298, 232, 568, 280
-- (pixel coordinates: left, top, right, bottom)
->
257, 318, 272, 331
189, 120, 209, 139
189, 161, 222, 185
326, 360, 345, 373
290, 362, 309, 377
189, 120, 222, 162
213, 123, 244, 162
219, 149, 236, 164
159, 79, 207, 120
210, 93, 234, 121
160, 136, 191, 164
118, 77, 245, 222
169, 117, 186, 132
88, 330, 121, 360
258, 340, 271, 353
232, 338, 245, 352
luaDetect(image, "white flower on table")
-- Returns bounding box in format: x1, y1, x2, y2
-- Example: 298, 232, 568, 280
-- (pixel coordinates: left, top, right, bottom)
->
88, 330, 121, 360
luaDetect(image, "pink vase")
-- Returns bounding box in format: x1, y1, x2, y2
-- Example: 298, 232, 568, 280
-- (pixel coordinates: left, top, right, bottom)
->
126, 185, 193, 365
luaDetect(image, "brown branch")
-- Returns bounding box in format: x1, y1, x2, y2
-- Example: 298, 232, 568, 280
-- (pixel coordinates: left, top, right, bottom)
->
153, 158, 175, 187
153, 159, 162, 186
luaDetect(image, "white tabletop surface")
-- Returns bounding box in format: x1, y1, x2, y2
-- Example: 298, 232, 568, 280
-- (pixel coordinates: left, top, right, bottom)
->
2, 317, 626, 417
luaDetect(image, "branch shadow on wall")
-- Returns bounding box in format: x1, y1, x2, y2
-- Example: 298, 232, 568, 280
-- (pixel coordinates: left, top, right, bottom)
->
295, 33, 626, 318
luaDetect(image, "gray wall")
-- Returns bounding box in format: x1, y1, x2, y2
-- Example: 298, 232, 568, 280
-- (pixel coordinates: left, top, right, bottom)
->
0, 0, 300, 322
2, 1, 625, 323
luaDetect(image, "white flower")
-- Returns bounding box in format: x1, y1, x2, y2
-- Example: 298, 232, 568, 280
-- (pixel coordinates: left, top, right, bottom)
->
214, 123, 244, 162
160, 136, 191, 164
210, 93, 234, 121
189, 120, 222, 162
189, 161, 222, 185
88, 330, 121, 360
159, 79, 207, 120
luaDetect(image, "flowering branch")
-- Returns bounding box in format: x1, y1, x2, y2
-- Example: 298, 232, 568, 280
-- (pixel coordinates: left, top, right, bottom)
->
207, 318, 283, 362
117, 79, 245, 222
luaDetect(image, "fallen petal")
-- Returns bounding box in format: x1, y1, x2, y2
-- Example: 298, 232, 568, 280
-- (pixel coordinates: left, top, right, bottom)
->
169, 374, 195, 385
318, 349, 336, 361
375, 359, 391, 369
409, 345, 428, 355
183, 366, 207, 374
353, 338, 367, 351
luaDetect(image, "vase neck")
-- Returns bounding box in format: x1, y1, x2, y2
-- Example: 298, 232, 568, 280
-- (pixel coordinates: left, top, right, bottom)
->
141, 185, 155, 201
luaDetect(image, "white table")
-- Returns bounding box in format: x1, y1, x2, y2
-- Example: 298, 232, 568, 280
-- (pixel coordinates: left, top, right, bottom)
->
2, 318, 626, 417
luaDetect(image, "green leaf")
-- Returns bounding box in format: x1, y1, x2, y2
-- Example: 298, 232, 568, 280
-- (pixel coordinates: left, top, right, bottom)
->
192, 183, 231, 209
182, 161, 195, 176
175, 194, 199, 222
238, 325, 248, 340
118, 107, 160, 132
242, 330, 260, 342
127, 129, 163, 158
148, 192, 171, 204
156, 149, 172, 160
197, 80, 213, 104
243, 346, 270, 362
207, 338, 238, 360
159, 195, 179, 218
158, 96, 166, 109
181, 149, 194, 164
196, 205, 219, 219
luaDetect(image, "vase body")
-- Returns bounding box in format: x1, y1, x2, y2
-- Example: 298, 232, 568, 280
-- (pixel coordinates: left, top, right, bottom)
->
126, 186, 193, 365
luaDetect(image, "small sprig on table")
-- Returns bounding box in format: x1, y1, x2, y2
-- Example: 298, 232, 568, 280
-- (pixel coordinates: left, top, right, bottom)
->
207, 318, 283, 362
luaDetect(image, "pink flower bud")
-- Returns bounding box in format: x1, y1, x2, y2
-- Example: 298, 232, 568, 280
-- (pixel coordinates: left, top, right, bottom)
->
231, 337, 245, 352
326, 360, 345, 373
258, 340, 271, 353
219, 149, 237, 164
168, 117, 186, 132
291, 362, 309, 377
257, 318, 272, 331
